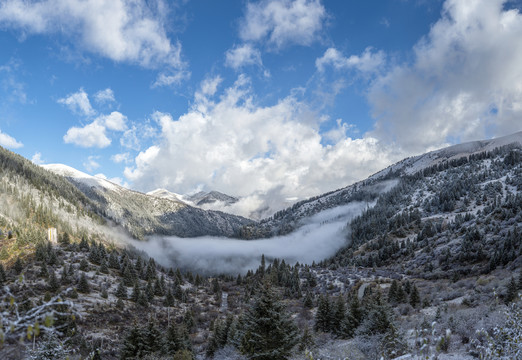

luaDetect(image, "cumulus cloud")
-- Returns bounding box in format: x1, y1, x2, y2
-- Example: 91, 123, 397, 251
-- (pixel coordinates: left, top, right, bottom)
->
111, 152, 131, 164
58, 88, 95, 116
316, 47, 385, 73
124, 76, 397, 218
0, 0, 184, 70
368, 0, 522, 153
0, 129, 23, 148
100, 111, 127, 131
239, 0, 326, 49
83, 155, 100, 172
31, 152, 44, 164
94, 88, 115, 104
63, 121, 110, 148
225, 44, 262, 69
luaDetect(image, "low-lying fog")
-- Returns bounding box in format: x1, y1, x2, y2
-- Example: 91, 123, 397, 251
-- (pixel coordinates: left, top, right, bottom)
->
130, 201, 372, 275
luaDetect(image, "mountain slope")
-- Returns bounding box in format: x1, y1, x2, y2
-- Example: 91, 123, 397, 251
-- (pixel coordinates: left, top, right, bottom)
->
43, 164, 253, 239
238, 131, 522, 239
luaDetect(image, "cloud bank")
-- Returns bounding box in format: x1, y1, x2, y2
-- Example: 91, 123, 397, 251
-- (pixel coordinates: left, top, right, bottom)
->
131, 201, 368, 275
124, 76, 396, 218
368, 0, 522, 153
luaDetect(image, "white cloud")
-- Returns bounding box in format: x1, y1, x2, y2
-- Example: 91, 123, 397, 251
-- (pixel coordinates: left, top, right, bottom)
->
368, 0, 522, 153
120, 126, 141, 151
94, 88, 115, 104
31, 152, 44, 164
124, 76, 397, 219
225, 44, 262, 69
58, 88, 95, 116
100, 111, 127, 131
239, 0, 326, 49
0, 129, 23, 148
83, 155, 100, 172
0, 0, 184, 70
153, 70, 190, 87
63, 121, 110, 148
316, 47, 385, 73
111, 152, 131, 164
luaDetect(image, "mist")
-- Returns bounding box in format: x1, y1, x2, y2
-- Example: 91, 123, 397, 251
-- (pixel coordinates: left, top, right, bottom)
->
129, 201, 372, 275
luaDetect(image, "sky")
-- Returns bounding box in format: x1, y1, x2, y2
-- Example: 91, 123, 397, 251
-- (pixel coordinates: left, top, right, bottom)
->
1, 0, 522, 219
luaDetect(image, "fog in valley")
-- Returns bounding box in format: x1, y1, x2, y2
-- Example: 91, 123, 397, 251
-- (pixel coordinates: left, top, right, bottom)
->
130, 201, 371, 275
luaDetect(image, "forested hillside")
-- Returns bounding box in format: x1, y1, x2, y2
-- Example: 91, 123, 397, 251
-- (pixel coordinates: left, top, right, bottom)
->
1, 140, 522, 359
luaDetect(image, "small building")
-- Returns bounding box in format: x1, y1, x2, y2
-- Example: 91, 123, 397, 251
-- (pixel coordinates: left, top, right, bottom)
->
48, 228, 58, 244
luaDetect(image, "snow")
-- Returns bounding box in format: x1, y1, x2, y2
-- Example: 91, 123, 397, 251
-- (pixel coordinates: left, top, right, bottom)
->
42, 163, 120, 192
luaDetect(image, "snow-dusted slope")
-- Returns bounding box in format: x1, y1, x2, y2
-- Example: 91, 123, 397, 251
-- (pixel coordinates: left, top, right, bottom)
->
372, 131, 522, 178
238, 131, 522, 239
185, 191, 239, 207
147, 188, 185, 203
43, 164, 253, 239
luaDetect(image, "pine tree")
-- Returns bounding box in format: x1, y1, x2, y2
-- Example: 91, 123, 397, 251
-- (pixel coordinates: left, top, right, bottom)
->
121, 322, 145, 359
48, 270, 60, 293
115, 281, 127, 299
314, 294, 331, 333
77, 272, 90, 293
142, 317, 163, 355
0, 263, 6, 285
100, 258, 109, 274
388, 280, 399, 303
109, 252, 120, 270
519, 268, 522, 290
59, 231, 70, 246
164, 288, 175, 307
332, 296, 347, 337
79, 236, 89, 251
410, 284, 420, 308
131, 281, 141, 302
303, 291, 314, 308
298, 326, 315, 352
13, 257, 23, 274
79, 258, 89, 272
505, 276, 518, 304
240, 282, 299, 360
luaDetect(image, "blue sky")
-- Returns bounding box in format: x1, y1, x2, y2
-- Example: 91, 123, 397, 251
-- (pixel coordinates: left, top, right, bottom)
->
1, 0, 522, 218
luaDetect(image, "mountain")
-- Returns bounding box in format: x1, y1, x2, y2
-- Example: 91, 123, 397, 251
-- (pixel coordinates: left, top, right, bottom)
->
1, 132, 522, 359
146, 188, 185, 203
42, 164, 253, 239
184, 190, 239, 207
238, 131, 522, 239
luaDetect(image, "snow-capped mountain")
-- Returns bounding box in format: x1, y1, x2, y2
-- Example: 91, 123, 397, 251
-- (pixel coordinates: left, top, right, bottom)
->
184, 190, 239, 207
146, 188, 186, 203
42, 164, 252, 239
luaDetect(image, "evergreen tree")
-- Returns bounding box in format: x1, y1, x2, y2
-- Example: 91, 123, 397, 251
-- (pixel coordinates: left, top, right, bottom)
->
48, 270, 60, 293
109, 252, 120, 270
77, 272, 90, 293
13, 257, 23, 274
505, 276, 518, 304
410, 284, 420, 308
519, 268, 522, 290
388, 280, 399, 303
131, 281, 141, 302
314, 294, 331, 333
298, 326, 315, 352
303, 291, 314, 308
332, 296, 347, 337
100, 258, 109, 274
380, 323, 408, 359
115, 281, 127, 300
142, 317, 163, 355
39, 263, 49, 278
240, 282, 299, 360
0, 263, 6, 285
59, 231, 70, 246
79, 258, 89, 272
120, 323, 145, 359
79, 236, 89, 251
164, 288, 175, 307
